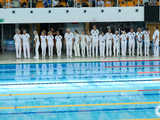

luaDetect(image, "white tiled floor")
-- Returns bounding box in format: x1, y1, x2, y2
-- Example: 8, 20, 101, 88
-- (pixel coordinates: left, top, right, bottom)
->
0, 52, 160, 64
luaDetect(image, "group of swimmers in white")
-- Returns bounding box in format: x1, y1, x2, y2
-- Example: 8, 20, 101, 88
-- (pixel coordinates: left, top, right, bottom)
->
13, 25, 160, 59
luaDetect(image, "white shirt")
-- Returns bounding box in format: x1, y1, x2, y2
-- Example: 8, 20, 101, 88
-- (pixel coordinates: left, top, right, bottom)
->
34, 35, 40, 45
55, 35, 62, 43
81, 34, 86, 44
65, 32, 74, 43
86, 35, 92, 43
13, 34, 21, 44
113, 34, 120, 44
136, 32, 143, 42
40, 35, 47, 45
91, 29, 99, 39
99, 35, 105, 43
74, 33, 80, 43
105, 32, 113, 41
47, 35, 54, 45
127, 32, 135, 42
143, 31, 150, 42
153, 29, 159, 44
21, 33, 30, 44
120, 34, 127, 42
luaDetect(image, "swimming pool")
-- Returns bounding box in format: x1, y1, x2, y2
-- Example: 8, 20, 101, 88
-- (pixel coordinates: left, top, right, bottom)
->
0, 60, 160, 120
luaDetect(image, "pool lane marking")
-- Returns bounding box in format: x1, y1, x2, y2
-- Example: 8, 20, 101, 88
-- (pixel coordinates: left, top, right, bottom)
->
103, 59, 160, 62
128, 118, 160, 120
138, 71, 160, 74
105, 65, 160, 68
0, 89, 160, 96
0, 107, 156, 115
1, 101, 160, 110
0, 93, 158, 102
1, 79, 160, 86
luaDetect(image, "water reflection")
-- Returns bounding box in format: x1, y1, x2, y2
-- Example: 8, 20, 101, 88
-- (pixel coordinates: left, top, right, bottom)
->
12, 61, 160, 82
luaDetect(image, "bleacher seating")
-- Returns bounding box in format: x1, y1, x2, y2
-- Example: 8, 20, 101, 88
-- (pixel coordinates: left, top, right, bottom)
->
36, 0, 44, 8
0, 0, 159, 8
105, 0, 113, 7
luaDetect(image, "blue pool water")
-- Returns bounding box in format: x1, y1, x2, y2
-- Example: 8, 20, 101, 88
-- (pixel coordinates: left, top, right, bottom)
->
0, 60, 160, 120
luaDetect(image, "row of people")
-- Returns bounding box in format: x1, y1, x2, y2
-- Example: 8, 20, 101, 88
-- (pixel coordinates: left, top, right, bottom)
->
14, 29, 62, 59
13, 25, 160, 59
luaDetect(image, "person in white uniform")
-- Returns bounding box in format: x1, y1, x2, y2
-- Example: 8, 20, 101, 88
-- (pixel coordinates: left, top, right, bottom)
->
13, 29, 22, 59
55, 31, 62, 57
86, 31, 92, 57
47, 31, 54, 57
91, 25, 99, 57
120, 30, 127, 56
99, 31, 105, 57
80, 31, 86, 57
33, 30, 40, 59
73, 30, 80, 57
127, 28, 136, 56
136, 27, 143, 56
113, 31, 120, 56
64, 29, 74, 57
105, 28, 113, 57
40, 31, 47, 58
153, 26, 160, 56
143, 28, 150, 56
21, 29, 30, 59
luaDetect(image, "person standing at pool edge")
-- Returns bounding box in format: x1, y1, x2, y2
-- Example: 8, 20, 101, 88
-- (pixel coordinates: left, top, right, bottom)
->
13, 29, 22, 59
40, 31, 47, 58
80, 31, 86, 57
91, 25, 99, 57
47, 31, 54, 57
136, 27, 143, 56
113, 30, 120, 56
55, 31, 62, 57
120, 30, 127, 56
143, 28, 150, 56
99, 31, 105, 57
33, 30, 40, 59
127, 28, 136, 56
74, 30, 80, 57
65, 28, 74, 57
86, 31, 92, 57
21, 29, 30, 59
153, 26, 159, 56
105, 28, 113, 57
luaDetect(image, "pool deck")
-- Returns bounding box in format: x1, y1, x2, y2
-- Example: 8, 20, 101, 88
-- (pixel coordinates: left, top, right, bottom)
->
1, 52, 160, 64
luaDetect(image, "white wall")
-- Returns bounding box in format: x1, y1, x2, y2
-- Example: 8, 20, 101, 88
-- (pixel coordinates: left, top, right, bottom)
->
0, 7, 144, 24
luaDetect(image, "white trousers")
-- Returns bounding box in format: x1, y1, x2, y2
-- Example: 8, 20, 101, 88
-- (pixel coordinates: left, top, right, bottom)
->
137, 41, 143, 56
129, 40, 135, 56
92, 39, 98, 57
113, 43, 120, 56
106, 40, 112, 56
74, 42, 80, 57
144, 41, 150, 56
35, 43, 40, 58
23, 42, 30, 59
48, 43, 53, 57
154, 42, 159, 56
56, 42, 62, 57
81, 42, 86, 57
100, 42, 105, 57
121, 41, 127, 56
87, 43, 91, 57
66, 42, 72, 57
15, 43, 21, 58
41, 43, 46, 57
